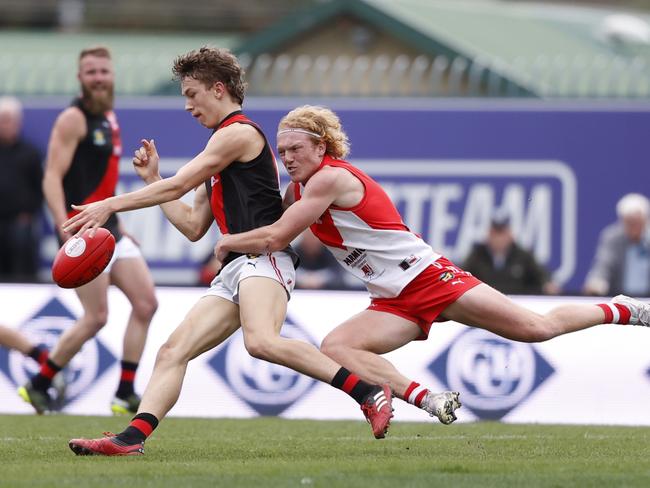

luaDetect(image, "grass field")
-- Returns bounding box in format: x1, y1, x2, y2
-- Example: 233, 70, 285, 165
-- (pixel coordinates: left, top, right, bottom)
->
2, 415, 650, 488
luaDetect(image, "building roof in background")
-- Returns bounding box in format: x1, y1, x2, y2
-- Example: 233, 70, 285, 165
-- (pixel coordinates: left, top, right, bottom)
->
2, 0, 649, 98
236, 0, 650, 98
0, 30, 240, 96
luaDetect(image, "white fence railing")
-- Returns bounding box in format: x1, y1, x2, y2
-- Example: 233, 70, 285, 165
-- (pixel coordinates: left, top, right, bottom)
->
1, 52, 649, 98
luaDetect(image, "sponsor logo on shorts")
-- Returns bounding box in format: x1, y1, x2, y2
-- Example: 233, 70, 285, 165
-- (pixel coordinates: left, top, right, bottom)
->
0, 297, 116, 410
207, 315, 317, 416
440, 271, 454, 282
429, 328, 554, 420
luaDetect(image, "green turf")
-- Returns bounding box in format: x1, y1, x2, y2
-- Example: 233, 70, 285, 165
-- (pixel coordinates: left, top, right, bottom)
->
2, 415, 650, 488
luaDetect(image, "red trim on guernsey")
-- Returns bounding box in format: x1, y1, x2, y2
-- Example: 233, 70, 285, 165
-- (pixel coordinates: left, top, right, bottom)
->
66, 111, 121, 218
294, 182, 346, 250
130, 419, 154, 438
341, 374, 360, 394
207, 112, 267, 234
210, 176, 228, 234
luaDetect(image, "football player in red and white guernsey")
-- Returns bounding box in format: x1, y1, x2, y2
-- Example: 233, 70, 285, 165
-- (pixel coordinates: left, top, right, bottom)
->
65, 49, 394, 456
214, 105, 650, 423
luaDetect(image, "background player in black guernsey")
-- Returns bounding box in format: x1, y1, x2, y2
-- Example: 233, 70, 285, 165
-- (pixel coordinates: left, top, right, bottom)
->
64, 47, 393, 456
18, 46, 158, 415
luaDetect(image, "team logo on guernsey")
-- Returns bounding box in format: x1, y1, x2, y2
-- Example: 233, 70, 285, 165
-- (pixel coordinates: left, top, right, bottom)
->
399, 255, 421, 271
92, 129, 106, 146
0, 297, 116, 409
360, 263, 375, 277
211, 175, 220, 186
208, 315, 317, 416
429, 328, 554, 420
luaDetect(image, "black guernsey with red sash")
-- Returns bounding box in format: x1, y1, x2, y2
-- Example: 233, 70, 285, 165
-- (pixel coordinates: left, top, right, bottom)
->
62, 97, 122, 242
205, 111, 298, 269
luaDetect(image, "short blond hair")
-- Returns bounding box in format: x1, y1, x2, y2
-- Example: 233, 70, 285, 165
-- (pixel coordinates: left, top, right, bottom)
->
279, 105, 350, 159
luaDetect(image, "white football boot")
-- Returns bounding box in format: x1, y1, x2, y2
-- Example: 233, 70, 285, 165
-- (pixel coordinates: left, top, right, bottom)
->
612, 295, 650, 326
420, 391, 461, 425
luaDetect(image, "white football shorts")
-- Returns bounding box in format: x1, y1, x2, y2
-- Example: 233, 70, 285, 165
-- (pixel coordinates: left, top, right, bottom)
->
103, 235, 142, 274
203, 252, 296, 304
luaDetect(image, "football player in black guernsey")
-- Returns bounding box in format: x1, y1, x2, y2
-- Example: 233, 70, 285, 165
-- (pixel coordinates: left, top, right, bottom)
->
19, 46, 158, 416
65, 47, 393, 456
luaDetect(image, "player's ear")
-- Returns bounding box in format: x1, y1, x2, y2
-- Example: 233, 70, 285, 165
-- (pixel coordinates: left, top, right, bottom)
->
213, 81, 225, 99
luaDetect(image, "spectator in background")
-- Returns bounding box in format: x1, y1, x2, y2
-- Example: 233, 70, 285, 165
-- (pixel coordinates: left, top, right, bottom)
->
584, 193, 650, 297
294, 228, 343, 289
463, 212, 559, 295
18, 46, 158, 416
0, 96, 43, 282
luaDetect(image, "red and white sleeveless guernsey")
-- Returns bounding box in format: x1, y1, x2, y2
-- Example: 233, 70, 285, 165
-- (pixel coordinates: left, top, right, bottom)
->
294, 155, 440, 298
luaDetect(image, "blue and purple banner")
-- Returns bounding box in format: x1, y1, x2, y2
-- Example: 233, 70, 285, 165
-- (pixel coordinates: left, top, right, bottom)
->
23, 99, 650, 292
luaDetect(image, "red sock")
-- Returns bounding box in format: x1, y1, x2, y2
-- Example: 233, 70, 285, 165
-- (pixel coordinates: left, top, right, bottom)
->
597, 303, 632, 325
330, 367, 374, 404
403, 381, 429, 407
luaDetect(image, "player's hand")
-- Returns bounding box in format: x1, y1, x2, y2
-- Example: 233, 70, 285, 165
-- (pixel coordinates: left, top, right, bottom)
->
62, 201, 113, 237
133, 139, 161, 184
213, 235, 231, 273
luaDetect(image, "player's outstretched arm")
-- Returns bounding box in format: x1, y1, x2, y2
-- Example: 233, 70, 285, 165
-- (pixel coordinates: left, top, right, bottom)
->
215, 169, 339, 265
63, 124, 252, 236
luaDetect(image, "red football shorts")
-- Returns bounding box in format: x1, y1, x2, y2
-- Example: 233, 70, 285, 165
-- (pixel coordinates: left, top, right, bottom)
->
367, 257, 482, 339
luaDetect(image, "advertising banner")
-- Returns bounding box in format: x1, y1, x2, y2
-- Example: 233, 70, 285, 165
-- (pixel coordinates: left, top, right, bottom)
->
22, 99, 650, 292
2, 284, 650, 425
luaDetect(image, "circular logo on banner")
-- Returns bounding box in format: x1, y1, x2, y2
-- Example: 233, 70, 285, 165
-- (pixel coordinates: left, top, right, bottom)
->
446, 328, 536, 411
0, 297, 117, 411
212, 321, 317, 415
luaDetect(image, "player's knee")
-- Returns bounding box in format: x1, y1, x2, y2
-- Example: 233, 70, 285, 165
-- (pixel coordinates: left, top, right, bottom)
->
320, 335, 347, 360
517, 320, 557, 343
133, 294, 158, 323
84, 309, 108, 334
155, 340, 184, 366
243, 334, 277, 362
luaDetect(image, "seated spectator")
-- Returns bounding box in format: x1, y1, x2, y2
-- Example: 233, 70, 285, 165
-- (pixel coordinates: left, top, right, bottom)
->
0, 96, 43, 282
463, 212, 559, 295
584, 193, 650, 297
294, 229, 344, 289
